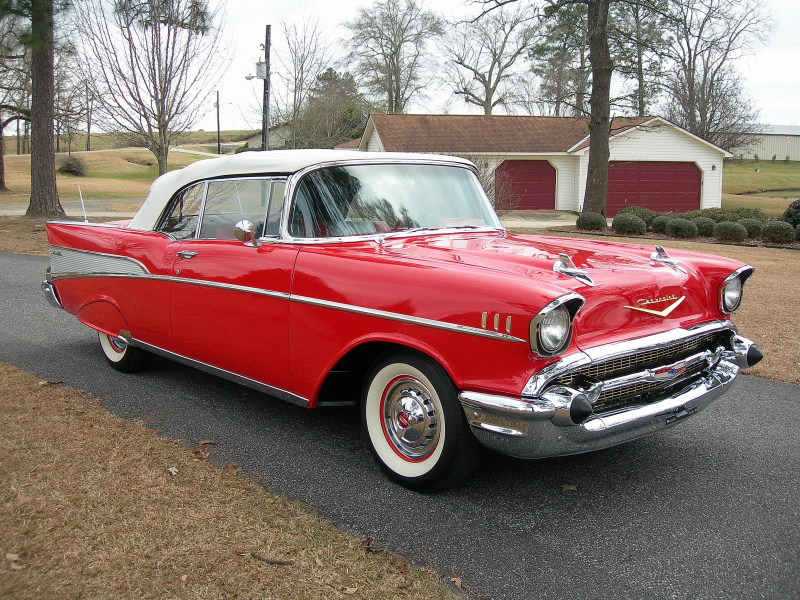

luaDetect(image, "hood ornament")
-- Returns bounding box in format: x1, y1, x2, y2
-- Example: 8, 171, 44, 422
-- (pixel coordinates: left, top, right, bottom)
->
625, 294, 686, 317
553, 253, 595, 287
650, 245, 686, 273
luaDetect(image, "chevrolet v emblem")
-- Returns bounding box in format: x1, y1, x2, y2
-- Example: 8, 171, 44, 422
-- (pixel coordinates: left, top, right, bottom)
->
624, 295, 685, 317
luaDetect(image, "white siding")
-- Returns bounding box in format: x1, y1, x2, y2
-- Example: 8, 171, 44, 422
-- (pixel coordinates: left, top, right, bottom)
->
366, 129, 384, 152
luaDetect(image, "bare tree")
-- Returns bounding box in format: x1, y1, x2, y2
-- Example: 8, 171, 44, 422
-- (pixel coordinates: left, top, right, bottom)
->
274, 16, 332, 148
445, 2, 539, 115
660, 0, 771, 150
345, 0, 444, 114
74, 0, 229, 175
0, 12, 30, 191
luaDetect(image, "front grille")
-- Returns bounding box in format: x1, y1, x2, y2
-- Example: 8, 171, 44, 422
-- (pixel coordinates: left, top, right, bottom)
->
553, 332, 722, 414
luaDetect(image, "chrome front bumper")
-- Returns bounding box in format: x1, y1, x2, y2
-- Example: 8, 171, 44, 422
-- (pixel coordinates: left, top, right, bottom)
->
459, 322, 760, 459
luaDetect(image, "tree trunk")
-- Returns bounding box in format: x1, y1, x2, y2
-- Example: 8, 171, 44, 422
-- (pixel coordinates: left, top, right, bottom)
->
26, 0, 65, 217
582, 0, 613, 217
0, 123, 7, 192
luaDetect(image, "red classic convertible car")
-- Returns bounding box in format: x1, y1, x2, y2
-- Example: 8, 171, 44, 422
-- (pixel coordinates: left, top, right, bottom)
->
43, 150, 761, 491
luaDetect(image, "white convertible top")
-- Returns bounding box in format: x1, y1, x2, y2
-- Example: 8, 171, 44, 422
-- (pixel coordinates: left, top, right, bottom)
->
128, 149, 474, 231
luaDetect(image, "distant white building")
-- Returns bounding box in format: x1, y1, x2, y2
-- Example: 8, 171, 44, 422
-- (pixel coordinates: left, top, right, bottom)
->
733, 125, 800, 161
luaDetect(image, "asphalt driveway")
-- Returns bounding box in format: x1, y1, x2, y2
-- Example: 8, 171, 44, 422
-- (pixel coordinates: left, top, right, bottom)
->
2, 251, 798, 600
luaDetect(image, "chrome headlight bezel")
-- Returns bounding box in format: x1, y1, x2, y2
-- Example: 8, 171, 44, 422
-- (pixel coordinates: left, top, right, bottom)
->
718, 266, 754, 314
530, 293, 585, 357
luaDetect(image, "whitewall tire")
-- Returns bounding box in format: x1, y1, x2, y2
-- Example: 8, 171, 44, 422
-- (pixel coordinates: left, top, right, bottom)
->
98, 332, 152, 373
362, 351, 481, 492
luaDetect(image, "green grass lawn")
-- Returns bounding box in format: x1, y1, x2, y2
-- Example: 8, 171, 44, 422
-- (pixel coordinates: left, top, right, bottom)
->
721, 159, 800, 218
723, 159, 800, 195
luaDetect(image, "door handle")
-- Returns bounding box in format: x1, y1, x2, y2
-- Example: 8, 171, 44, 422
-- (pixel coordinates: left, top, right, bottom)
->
177, 250, 199, 259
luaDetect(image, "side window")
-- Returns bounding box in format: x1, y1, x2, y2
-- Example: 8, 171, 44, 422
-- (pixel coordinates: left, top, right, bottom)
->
160, 183, 205, 239
198, 178, 284, 240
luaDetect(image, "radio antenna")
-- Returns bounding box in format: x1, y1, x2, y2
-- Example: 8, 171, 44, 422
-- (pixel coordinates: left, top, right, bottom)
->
78, 186, 88, 223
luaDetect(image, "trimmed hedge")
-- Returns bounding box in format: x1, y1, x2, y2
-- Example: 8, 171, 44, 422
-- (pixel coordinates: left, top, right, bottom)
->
665, 218, 698, 239
618, 206, 658, 227
738, 218, 764, 239
683, 207, 768, 224
713, 221, 747, 243
576, 212, 607, 231
691, 217, 716, 237
781, 199, 800, 229
762, 220, 795, 244
651, 215, 670, 234
612, 213, 646, 235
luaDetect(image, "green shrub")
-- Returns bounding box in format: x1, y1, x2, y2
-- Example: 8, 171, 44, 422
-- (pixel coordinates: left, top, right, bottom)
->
651, 215, 670, 234
738, 218, 763, 239
576, 212, 607, 231
682, 207, 768, 224
781, 199, 800, 228
691, 217, 716, 237
665, 218, 698, 239
713, 221, 747, 243
57, 155, 85, 176
617, 206, 658, 227
796, 224, 800, 242
762, 220, 795, 244
611, 213, 646, 235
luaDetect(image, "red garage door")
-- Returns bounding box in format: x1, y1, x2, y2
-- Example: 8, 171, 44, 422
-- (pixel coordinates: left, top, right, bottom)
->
606, 161, 701, 217
495, 160, 556, 210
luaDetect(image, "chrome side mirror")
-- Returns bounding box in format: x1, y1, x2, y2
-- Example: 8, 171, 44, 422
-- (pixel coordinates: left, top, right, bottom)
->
234, 220, 261, 247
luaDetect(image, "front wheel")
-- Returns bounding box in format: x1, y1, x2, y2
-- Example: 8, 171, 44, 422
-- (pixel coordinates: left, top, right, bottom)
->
362, 351, 481, 492
98, 332, 153, 373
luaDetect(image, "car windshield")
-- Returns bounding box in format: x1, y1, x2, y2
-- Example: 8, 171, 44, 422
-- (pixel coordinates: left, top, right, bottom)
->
288, 163, 502, 238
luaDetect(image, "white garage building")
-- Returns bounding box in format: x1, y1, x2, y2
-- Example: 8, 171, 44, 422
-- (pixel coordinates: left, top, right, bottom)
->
349, 114, 730, 217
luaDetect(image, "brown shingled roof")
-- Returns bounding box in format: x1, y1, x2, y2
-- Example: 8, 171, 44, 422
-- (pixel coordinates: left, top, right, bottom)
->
366, 114, 654, 153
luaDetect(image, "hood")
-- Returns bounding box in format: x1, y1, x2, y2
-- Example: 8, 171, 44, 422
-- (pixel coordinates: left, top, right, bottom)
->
381, 232, 731, 349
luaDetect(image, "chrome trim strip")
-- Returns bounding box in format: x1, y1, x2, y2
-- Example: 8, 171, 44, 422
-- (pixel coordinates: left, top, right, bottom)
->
48, 270, 524, 343
521, 320, 736, 397
291, 294, 527, 343
125, 335, 309, 408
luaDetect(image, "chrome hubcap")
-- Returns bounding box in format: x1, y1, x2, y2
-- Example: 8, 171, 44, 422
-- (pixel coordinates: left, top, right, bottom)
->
108, 336, 127, 353
382, 377, 439, 460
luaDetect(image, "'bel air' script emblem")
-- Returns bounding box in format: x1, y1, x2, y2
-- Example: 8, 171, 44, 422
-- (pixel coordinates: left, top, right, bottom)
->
624, 294, 686, 317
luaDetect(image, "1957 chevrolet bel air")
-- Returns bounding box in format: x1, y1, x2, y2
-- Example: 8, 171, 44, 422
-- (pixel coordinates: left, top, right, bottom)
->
43, 150, 762, 491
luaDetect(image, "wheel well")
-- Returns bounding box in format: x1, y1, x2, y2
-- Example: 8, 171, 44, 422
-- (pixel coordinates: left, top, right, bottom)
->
315, 342, 433, 407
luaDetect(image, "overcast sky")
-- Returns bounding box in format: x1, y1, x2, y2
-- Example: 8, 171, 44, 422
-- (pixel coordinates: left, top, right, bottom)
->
199, 0, 799, 132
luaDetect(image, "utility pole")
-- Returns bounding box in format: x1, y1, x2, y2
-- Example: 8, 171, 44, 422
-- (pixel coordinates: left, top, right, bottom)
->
261, 25, 271, 151
216, 90, 221, 154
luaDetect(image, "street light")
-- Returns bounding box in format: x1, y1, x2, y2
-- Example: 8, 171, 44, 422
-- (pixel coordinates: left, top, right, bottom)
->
245, 25, 271, 151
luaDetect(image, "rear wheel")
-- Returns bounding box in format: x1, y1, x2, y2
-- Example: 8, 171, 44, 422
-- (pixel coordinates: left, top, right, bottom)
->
98, 332, 152, 373
362, 351, 481, 492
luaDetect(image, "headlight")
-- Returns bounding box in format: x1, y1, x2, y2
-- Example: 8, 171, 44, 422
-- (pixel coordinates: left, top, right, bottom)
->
540, 306, 570, 352
718, 266, 754, 314
722, 277, 743, 312
530, 294, 584, 357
